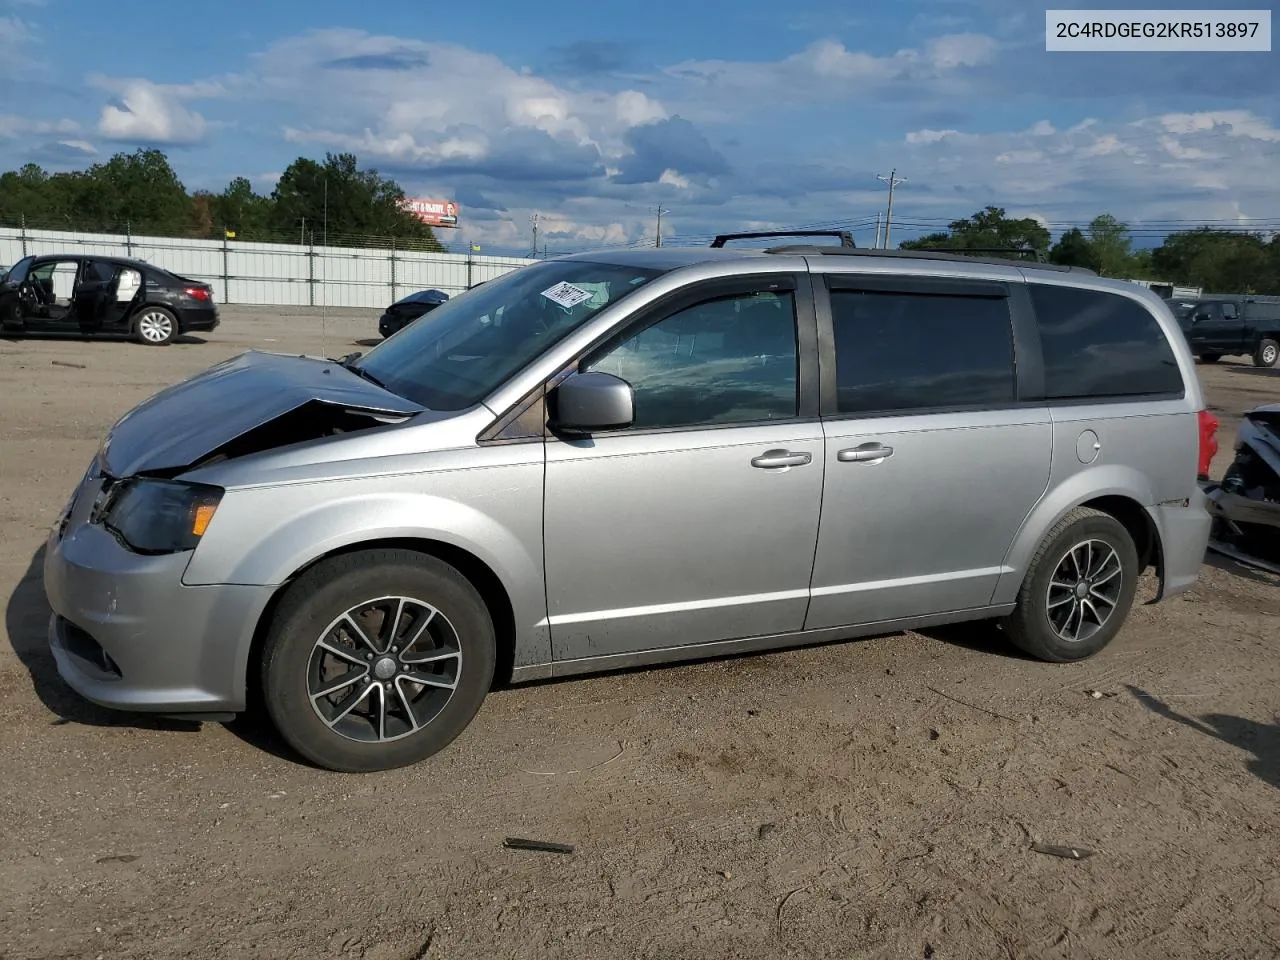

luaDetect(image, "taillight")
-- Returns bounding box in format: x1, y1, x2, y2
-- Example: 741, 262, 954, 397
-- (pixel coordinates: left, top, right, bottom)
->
184, 286, 211, 301
1197, 409, 1219, 480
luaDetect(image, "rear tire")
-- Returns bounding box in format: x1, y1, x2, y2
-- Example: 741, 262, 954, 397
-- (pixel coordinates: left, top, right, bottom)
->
1254, 338, 1279, 368
1197, 353, 1221, 364
260, 549, 495, 772
1003, 507, 1139, 663
133, 306, 177, 345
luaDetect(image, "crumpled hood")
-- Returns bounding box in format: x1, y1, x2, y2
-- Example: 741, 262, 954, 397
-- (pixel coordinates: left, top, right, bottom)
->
100, 351, 424, 477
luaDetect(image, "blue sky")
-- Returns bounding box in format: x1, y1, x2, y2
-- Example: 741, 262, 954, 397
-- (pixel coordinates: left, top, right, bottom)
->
2, 0, 1278, 255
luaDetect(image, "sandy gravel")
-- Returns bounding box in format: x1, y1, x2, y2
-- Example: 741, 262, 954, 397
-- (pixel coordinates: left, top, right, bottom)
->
1, 308, 1279, 960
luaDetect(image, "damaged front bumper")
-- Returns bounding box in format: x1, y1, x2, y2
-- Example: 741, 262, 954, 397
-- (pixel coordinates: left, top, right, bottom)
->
43, 469, 274, 716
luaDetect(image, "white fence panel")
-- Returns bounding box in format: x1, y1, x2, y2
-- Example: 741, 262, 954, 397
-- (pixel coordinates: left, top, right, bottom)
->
0, 226, 536, 309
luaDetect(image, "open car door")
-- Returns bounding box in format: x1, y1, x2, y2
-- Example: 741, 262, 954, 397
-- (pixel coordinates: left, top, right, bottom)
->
73, 262, 135, 333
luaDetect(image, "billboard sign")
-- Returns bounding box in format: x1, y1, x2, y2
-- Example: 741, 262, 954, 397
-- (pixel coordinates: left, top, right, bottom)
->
401, 198, 459, 228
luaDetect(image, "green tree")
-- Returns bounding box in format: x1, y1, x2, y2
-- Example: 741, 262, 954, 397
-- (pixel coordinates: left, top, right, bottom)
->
211, 176, 270, 238
72, 148, 191, 234
1048, 227, 1101, 270
899, 205, 1051, 258
269, 152, 443, 250
1087, 214, 1134, 277
1152, 228, 1275, 294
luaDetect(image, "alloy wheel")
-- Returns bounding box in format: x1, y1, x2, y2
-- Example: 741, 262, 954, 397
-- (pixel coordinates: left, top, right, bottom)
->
137, 311, 174, 343
307, 596, 462, 743
1044, 539, 1123, 643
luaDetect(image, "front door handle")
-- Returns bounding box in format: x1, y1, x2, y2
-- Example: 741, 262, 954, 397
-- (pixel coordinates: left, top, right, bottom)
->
837, 443, 894, 463
751, 449, 812, 469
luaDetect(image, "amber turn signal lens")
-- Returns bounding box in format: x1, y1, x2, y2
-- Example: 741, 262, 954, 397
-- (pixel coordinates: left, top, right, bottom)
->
191, 503, 218, 537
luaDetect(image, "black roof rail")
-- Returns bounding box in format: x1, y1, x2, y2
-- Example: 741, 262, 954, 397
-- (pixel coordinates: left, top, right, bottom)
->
914, 245, 1046, 263
759, 245, 1092, 274
711, 230, 855, 248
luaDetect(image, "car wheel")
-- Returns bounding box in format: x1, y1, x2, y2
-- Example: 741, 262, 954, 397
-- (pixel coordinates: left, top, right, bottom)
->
133, 307, 177, 345
1254, 338, 1279, 368
0, 300, 22, 332
1197, 353, 1221, 364
260, 549, 495, 772
1002, 506, 1139, 663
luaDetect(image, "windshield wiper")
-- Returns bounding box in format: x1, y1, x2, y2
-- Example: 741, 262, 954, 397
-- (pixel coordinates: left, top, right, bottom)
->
335, 353, 388, 389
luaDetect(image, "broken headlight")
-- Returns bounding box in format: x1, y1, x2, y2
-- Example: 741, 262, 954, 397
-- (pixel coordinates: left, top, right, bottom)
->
101, 479, 224, 554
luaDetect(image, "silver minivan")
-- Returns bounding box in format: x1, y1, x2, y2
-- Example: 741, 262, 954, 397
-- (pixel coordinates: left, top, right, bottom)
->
44, 241, 1216, 771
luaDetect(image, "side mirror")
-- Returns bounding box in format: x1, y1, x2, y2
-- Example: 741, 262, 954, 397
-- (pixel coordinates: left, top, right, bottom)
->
1193, 311, 1211, 324
548, 371, 634, 434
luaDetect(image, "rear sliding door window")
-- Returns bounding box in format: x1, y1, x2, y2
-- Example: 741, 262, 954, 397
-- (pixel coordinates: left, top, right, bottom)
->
828, 288, 1015, 414
1029, 284, 1183, 399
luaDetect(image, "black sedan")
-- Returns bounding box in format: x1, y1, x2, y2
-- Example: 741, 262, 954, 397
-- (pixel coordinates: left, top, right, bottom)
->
0, 253, 218, 345
378, 288, 449, 338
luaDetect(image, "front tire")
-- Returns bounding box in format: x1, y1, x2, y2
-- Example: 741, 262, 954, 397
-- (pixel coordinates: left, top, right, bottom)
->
260, 549, 496, 772
133, 307, 177, 345
1003, 507, 1139, 662
1254, 338, 1279, 368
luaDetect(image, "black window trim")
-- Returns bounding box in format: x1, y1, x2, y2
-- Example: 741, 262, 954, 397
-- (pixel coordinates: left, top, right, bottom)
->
536, 271, 821, 441
814, 272, 1035, 420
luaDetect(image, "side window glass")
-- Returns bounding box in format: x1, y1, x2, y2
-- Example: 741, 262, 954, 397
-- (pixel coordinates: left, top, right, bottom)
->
84, 261, 118, 284
583, 289, 799, 429
1222, 302, 1239, 320
829, 289, 1015, 414
1029, 284, 1183, 399
6, 256, 33, 283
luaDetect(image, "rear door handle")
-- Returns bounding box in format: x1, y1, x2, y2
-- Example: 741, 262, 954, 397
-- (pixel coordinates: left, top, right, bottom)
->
751, 449, 812, 469
837, 443, 894, 463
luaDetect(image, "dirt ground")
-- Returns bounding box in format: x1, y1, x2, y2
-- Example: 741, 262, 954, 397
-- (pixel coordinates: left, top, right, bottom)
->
2, 307, 1279, 960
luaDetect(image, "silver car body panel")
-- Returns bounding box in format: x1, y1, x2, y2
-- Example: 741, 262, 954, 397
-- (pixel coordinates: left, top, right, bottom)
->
42, 246, 1213, 714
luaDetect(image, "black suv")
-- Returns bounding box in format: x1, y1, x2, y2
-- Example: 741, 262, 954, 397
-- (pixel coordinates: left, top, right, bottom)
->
0, 253, 218, 345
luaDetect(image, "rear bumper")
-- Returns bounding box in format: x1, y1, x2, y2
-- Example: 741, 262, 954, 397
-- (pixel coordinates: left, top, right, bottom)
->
178, 305, 220, 332
43, 518, 272, 714
1150, 486, 1213, 601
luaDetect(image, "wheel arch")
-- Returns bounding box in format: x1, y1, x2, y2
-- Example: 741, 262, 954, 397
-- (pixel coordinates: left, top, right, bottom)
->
243, 536, 521, 714
993, 467, 1165, 606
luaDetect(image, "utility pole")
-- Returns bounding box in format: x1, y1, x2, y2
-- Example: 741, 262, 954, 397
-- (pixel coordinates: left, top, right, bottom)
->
654, 204, 665, 247
530, 213, 540, 258
300, 217, 306, 247
876, 169, 906, 249
874, 212, 882, 249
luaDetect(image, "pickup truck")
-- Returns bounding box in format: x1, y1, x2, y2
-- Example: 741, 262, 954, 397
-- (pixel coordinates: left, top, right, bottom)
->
1172, 294, 1280, 368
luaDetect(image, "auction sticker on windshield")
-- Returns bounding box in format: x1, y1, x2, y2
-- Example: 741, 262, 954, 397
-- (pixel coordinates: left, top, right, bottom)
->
541, 281, 594, 309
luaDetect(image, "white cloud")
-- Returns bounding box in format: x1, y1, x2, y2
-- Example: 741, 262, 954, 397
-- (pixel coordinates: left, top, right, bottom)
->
658, 168, 691, 190
237, 31, 669, 170
91, 77, 221, 144
1156, 109, 1280, 142
666, 31, 998, 103
0, 14, 34, 74
894, 109, 1280, 226
0, 114, 77, 138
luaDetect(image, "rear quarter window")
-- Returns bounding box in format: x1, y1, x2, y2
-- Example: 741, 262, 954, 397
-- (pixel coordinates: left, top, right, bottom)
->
1028, 284, 1184, 400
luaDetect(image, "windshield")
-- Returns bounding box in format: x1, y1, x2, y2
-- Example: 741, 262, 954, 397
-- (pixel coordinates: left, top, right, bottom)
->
355, 259, 667, 410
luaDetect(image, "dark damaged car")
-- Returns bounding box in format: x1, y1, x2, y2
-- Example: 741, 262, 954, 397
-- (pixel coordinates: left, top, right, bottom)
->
377, 288, 449, 338
1205, 403, 1280, 573
0, 253, 218, 345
